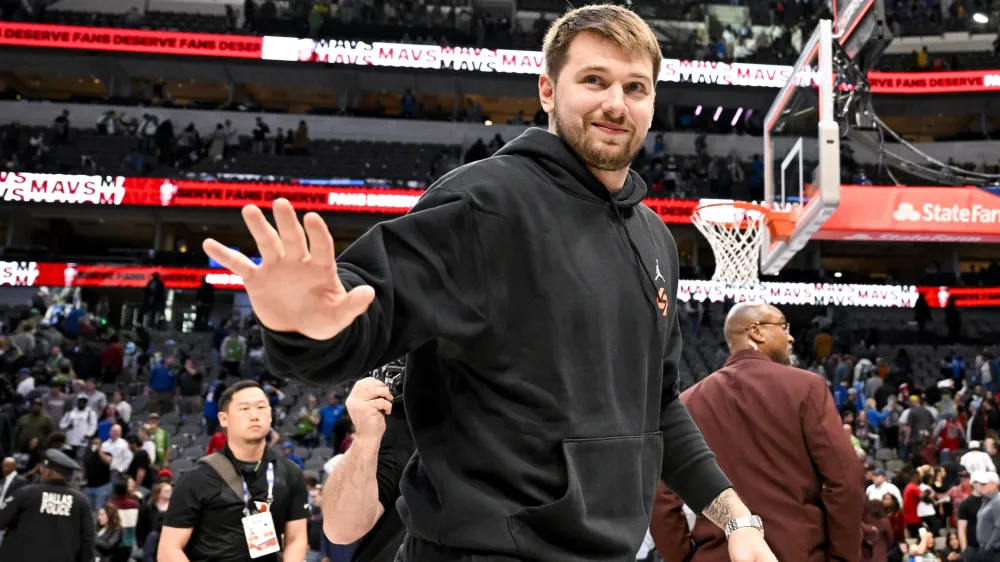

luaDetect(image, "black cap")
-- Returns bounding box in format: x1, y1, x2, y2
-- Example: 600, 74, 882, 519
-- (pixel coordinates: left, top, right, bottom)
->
30, 397, 42, 406
43, 448, 80, 475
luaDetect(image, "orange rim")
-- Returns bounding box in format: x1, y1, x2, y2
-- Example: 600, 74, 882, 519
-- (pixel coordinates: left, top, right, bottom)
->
692, 201, 799, 242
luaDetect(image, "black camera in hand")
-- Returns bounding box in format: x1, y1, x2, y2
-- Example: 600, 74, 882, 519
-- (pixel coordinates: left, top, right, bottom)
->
371, 357, 405, 404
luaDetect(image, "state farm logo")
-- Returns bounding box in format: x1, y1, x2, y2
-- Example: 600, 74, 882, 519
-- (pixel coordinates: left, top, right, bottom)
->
892, 202, 922, 222
891, 201, 1000, 224
0, 261, 39, 286
0, 173, 126, 205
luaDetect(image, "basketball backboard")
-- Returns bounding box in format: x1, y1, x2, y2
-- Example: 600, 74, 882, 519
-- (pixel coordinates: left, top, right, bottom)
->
760, 4, 891, 276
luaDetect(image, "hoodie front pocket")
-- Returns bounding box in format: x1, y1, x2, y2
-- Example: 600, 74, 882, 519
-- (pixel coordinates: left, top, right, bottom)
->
507, 432, 663, 560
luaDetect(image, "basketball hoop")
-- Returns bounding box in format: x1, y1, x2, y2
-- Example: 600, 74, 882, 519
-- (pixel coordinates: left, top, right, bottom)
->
692, 201, 798, 285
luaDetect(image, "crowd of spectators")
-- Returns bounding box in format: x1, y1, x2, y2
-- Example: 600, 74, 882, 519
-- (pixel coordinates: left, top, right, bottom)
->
0, 228, 993, 562
0, 284, 362, 561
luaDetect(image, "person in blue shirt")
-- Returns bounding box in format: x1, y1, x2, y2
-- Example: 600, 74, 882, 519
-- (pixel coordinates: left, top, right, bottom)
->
96, 407, 116, 442
63, 305, 87, 339
282, 441, 304, 469
202, 377, 227, 436
147, 355, 178, 415
319, 392, 345, 448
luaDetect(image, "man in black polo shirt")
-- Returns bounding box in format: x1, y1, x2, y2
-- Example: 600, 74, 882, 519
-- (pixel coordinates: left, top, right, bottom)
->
158, 380, 310, 562
323, 377, 414, 562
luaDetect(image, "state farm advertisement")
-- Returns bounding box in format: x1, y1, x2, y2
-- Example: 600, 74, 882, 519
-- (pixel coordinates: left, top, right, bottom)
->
2, 22, 1000, 94
0, 22, 261, 58
813, 186, 1000, 243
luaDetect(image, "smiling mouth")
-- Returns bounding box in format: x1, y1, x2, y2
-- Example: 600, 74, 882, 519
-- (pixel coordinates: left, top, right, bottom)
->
592, 122, 629, 135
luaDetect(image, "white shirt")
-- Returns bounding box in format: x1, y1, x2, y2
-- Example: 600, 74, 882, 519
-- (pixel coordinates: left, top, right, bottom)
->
114, 401, 132, 423
102, 438, 133, 473
59, 408, 97, 447
16, 377, 34, 397
917, 483, 936, 517
142, 440, 156, 462
866, 481, 903, 506
0, 472, 17, 503
635, 528, 655, 559
961, 450, 996, 475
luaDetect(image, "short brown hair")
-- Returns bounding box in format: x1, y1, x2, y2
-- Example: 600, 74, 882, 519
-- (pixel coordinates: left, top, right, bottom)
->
542, 5, 661, 83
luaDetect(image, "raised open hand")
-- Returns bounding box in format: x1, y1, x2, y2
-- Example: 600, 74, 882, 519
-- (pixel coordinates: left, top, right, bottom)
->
203, 198, 375, 341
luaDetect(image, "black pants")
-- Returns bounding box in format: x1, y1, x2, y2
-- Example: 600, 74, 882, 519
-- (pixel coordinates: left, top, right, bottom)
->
394, 535, 523, 562
979, 549, 1000, 562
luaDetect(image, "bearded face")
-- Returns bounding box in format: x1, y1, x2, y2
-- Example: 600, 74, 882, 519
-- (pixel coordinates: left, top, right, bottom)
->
540, 32, 656, 175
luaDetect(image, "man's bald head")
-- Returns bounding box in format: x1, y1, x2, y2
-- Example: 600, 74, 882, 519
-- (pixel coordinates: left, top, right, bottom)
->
723, 303, 770, 350
1, 457, 15, 476
723, 302, 794, 365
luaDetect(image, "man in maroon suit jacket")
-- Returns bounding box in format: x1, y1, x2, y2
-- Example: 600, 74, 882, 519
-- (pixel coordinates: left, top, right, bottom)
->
650, 302, 863, 562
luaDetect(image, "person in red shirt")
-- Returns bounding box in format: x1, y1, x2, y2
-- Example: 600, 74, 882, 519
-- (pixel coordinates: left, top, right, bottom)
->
937, 413, 964, 463
944, 470, 972, 528
206, 429, 226, 455
882, 493, 906, 544
99, 334, 125, 384
903, 471, 924, 537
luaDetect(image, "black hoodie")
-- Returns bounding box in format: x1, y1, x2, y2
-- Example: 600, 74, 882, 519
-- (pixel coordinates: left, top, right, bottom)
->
264, 128, 732, 561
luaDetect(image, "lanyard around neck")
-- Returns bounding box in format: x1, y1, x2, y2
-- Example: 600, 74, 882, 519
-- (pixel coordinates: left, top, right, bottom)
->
241, 462, 274, 517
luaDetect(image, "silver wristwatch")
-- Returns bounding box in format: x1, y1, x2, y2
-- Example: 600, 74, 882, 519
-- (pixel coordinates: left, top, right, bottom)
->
724, 515, 765, 539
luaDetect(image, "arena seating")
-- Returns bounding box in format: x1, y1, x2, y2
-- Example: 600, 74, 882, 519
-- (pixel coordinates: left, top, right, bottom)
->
7, 124, 463, 184
41, 0, 1000, 68
45, 9, 232, 34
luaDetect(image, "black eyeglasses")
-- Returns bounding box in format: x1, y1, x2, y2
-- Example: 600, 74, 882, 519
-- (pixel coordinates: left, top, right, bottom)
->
744, 320, 791, 333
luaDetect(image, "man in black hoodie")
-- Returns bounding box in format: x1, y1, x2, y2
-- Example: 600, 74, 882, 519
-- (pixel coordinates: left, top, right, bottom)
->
204, 5, 776, 562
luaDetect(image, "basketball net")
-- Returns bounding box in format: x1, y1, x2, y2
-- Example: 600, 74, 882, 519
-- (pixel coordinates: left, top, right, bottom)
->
691, 203, 771, 285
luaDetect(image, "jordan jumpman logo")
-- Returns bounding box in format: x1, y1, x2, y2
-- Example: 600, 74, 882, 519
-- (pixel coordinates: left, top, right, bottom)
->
654, 259, 665, 283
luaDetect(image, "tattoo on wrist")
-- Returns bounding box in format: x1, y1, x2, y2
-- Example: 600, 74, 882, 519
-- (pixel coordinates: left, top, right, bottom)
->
702, 488, 741, 528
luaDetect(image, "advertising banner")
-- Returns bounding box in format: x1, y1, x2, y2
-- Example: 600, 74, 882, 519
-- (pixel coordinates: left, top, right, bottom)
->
0, 172, 704, 223
866, 70, 1000, 94
0, 22, 261, 58
813, 185, 1000, 243
1, 22, 999, 95
0, 172, 426, 215
0, 261, 922, 305
2, 173, 999, 238
11, 260, 993, 308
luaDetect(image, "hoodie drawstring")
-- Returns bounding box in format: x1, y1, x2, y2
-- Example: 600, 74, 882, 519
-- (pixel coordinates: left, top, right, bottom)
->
610, 201, 663, 334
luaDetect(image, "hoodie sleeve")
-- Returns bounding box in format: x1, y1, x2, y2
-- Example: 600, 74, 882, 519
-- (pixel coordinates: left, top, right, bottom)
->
658, 312, 733, 514
263, 182, 490, 384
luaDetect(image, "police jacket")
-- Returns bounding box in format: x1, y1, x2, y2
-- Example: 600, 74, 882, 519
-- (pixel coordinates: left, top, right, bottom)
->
0, 478, 96, 562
